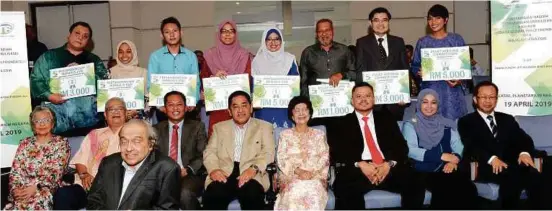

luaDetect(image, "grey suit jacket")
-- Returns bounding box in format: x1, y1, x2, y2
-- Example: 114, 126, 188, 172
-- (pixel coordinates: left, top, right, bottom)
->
153, 120, 207, 174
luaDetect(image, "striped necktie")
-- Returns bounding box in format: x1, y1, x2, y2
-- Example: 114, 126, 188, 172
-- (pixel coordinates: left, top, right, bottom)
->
486, 115, 498, 137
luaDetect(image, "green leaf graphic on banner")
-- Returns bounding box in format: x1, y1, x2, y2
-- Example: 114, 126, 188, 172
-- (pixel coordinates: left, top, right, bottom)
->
135, 80, 145, 100
291, 80, 300, 96
50, 78, 61, 93
97, 89, 109, 108
85, 66, 96, 86
253, 85, 266, 98
459, 51, 471, 70
490, 1, 528, 62
204, 88, 216, 103
1, 88, 33, 145
310, 95, 324, 110
399, 74, 410, 94
525, 58, 552, 115
149, 83, 162, 98
421, 58, 433, 75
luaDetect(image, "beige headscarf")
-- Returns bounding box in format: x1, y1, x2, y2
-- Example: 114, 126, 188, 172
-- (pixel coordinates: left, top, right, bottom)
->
110, 40, 147, 81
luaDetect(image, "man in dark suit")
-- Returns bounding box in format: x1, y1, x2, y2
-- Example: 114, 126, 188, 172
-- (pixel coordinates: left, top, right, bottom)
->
458, 81, 548, 209
311, 82, 424, 209
87, 119, 181, 210
153, 91, 207, 209
355, 7, 410, 121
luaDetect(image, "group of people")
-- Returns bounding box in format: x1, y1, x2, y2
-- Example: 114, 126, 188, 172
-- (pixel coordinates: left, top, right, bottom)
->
5, 3, 550, 210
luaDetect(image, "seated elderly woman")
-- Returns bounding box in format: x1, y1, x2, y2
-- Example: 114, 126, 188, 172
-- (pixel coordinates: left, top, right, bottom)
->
69, 97, 128, 189
402, 89, 477, 209
5, 106, 70, 210
275, 96, 329, 210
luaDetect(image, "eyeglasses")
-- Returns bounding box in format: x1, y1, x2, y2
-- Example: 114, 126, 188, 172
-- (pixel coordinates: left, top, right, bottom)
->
106, 107, 125, 114
220, 29, 236, 35
32, 118, 52, 125
476, 96, 497, 101
266, 38, 281, 44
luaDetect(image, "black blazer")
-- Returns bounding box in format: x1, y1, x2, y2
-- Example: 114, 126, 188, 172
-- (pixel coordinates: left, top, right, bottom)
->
458, 111, 535, 164
87, 150, 181, 210
355, 33, 409, 77
310, 110, 408, 167
153, 120, 207, 174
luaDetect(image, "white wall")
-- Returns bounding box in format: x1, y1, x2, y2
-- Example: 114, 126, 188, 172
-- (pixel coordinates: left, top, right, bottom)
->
1, 0, 490, 72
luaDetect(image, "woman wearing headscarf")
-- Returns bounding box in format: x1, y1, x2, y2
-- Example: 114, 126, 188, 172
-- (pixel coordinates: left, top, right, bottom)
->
402, 89, 476, 209
252, 27, 298, 129
201, 20, 252, 137
109, 40, 149, 120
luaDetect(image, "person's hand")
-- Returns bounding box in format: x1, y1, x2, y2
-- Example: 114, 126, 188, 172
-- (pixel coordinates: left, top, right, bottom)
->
358, 161, 378, 184
374, 162, 391, 184
491, 157, 508, 175
397, 101, 406, 106
238, 168, 257, 188
470, 59, 477, 66
329, 73, 343, 87
294, 168, 314, 180
67, 62, 79, 67
443, 162, 458, 174
441, 153, 460, 164
518, 154, 537, 171
200, 90, 205, 101
126, 110, 138, 120
80, 174, 94, 190
215, 70, 228, 79
209, 169, 229, 183
48, 93, 66, 104
186, 106, 196, 112
14, 185, 37, 200
417, 68, 423, 78
181, 168, 188, 177
446, 80, 460, 88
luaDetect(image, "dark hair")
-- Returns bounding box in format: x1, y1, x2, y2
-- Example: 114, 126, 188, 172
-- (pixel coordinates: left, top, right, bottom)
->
352, 82, 374, 94
160, 17, 181, 32
194, 50, 203, 54
228, 91, 251, 109
69, 21, 93, 38
428, 4, 449, 19
61, 173, 75, 185
287, 96, 314, 124
163, 91, 187, 106
469, 47, 474, 59
474, 81, 499, 97
369, 7, 392, 21
315, 19, 334, 32
405, 44, 414, 52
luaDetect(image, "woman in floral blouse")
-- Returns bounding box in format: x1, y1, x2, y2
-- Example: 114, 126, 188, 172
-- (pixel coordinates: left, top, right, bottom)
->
5, 106, 70, 210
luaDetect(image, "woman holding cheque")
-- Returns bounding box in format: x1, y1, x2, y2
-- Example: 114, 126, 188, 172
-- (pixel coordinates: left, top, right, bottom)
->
201, 20, 252, 137
252, 27, 299, 128
411, 4, 468, 120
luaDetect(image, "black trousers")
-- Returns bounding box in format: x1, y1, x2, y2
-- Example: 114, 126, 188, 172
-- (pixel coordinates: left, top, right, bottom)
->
420, 170, 477, 209
53, 184, 87, 210
477, 162, 548, 209
203, 162, 265, 210
333, 164, 425, 210
180, 174, 204, 210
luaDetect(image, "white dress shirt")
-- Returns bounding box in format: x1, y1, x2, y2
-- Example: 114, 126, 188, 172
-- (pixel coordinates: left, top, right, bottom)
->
476, 109, 529, 164
168, 120, 184, 167
374, 34, 389, 57
233, 119, 251, 162
119, 156, 147, 207
355, 111, 386, 161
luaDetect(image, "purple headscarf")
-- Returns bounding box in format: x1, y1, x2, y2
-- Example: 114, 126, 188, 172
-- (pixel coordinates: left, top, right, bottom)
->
204, 20, 250, 75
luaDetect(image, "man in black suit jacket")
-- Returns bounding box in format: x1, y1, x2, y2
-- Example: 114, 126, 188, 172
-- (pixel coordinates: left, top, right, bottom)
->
87, 119, 181, 210
355, 7, 410, 121
311, 82, 424, 209
458, 81, 548, 209
153, 91, 207, 209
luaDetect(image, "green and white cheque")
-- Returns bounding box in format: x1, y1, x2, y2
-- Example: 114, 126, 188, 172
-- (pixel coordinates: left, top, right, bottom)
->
252, 75, 300, 108
362, 70, 411, 105
309, 81, 355, 118
97, 78, 145, 112
203, 74, 250, 112
421, 46, 471, 81
149, 74, 197, 107
49, 63, 96, 99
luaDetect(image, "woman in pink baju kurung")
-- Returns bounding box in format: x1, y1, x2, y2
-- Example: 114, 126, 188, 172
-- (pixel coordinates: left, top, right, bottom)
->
275, 96, 329, 210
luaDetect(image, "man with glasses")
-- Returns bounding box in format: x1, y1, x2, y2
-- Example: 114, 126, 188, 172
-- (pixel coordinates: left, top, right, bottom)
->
87, 119, 181, 209
355, 7, 410, 121
153, 91, 207, 209
299, 18, 356, 97
147, 17, 200, 122
458, 81, 548, 209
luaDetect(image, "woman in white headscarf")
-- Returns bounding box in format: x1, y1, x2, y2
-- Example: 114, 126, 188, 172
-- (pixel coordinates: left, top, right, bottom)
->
109, 40, 148, 120
252, 27, 298, 128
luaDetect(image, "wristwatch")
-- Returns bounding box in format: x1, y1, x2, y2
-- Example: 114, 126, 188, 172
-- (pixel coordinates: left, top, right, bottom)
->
250, 164, 260, 174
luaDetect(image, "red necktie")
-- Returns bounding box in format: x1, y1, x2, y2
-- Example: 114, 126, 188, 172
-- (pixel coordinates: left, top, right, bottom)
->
362, 116, 384, 164
170, 124, 179, 161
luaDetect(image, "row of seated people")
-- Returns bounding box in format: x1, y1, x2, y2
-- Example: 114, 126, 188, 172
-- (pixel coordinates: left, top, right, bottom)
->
4, 81, 550, 210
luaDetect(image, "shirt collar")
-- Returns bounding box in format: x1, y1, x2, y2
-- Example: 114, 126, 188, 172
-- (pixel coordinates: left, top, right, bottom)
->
233, 118, 251, 130
317, 41, 337, 51
477, 109, 495, 120
169, 120, 184, 129
163, 45, 185, 54
355, 110, 374, 121
121, 153, 148, 173
374, 33, 388, 41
